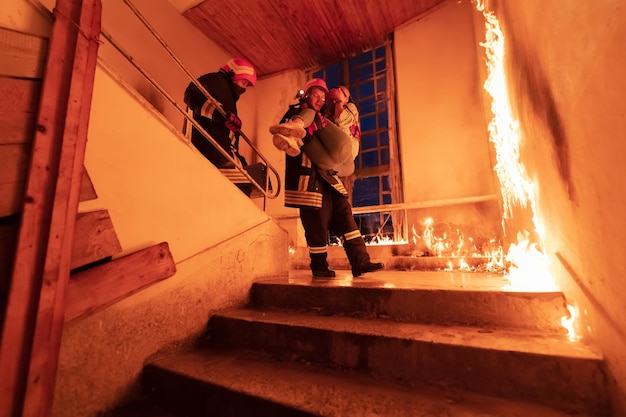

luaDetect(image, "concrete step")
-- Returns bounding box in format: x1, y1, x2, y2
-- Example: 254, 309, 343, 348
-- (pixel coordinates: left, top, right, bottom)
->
205, 307, 608, 415
143, 348, 583, 417
251, 272, 568, 333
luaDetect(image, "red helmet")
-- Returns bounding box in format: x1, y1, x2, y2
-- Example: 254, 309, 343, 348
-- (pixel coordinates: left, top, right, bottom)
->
302, 78, 328, 96
222, 58, 257, 86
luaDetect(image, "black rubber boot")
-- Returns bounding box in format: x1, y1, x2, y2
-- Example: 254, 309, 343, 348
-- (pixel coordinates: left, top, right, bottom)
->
343, 238, 384, 277
310, 252, 336, 278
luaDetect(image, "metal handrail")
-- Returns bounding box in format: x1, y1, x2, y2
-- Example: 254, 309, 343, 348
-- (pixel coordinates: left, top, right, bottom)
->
105, 1, 281, 202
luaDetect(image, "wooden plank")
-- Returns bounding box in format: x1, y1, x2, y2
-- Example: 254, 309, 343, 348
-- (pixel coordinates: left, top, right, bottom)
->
0, 144, 30, 218
0, 78, 41, 146
0, 111, 37, 145
65, 242, 176, 322
0, 182, 25, 219
0, 143, 30, 185
0, 28, 48, 79
0, 0, 102, 416
71, 210, 122, 270
0, 78, 42, 116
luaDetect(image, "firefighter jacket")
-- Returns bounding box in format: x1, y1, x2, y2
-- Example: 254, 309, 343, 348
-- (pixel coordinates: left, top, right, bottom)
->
281, 105, 349, 209
184, 69, 245, 168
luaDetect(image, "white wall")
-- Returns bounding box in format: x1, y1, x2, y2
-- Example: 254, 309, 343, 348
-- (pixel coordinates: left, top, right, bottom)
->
395, 1, 496, 204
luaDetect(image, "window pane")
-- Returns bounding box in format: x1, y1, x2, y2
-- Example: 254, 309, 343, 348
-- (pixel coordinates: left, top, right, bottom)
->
376, 76, 386, 92
360, 115, 377, 132
375, 46, 385, 59
383, 194, 392, 204
382, 175, 390, 191
380, 130, 389, 146
353, 177, 380, 207
376, 60, 386, 73
313, 69, 324, 78
381, 148, 390, 165
361, 133, 377, 150
326, 64, 341, 86
359, 97, 376, 114
355, 213, 382, 241
358, 65, 373, 79
361, 150, 379, 168
378, 112, 388, 128
358, 82, 375, 98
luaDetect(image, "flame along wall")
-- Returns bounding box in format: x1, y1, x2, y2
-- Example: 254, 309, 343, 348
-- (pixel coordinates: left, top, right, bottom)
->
483, 0, 626, 413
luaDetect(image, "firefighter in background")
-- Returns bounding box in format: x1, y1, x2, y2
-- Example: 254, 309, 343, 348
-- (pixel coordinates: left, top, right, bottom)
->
184, 58, 269, 196
272, 79, 384, 278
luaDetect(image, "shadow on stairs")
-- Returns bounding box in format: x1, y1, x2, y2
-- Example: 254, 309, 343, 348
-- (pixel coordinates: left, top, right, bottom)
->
105, 269, 610, 417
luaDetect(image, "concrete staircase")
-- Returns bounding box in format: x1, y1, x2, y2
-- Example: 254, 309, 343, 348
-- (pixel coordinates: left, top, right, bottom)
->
116, 270, 609, 417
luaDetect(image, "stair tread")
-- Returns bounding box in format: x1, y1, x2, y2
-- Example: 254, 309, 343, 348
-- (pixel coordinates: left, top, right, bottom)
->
147, 348, 578, 417
260, 269, 560, 292
215, 307, 602, 360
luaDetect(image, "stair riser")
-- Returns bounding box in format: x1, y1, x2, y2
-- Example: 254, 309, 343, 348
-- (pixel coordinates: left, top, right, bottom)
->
143, 366, 319, 417
208, 316, 609, 415
251, 284, 568, 333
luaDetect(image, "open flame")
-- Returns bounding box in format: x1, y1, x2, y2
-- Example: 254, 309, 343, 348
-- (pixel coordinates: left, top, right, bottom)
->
476, 0, 554, 287
476, 1, 577, 338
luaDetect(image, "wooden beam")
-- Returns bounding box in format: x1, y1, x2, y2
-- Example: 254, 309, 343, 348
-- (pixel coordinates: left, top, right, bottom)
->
65, 242, 176, 323
0, 1, 102, 416
71, 210, 122, 270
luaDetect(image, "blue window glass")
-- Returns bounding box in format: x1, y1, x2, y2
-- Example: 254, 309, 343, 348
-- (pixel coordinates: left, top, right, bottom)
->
376, 76, 386, 92
380, 131, 389, 146
361, 133, 377, 150
313, 69, 323, 78
360, 115, 376, 132
378, 112, 388, 128
377, 99, 387, 112
382, 175, 390, 191
375, 46, 386, 59
381, 148, 390, 165
357, 51, 373, 65
360, 97, 376, 114
376, 60, 386, 73
353, 177, 380, 207
326, 64, 341, 85
383, 194, 392, 204
361, 150, 379, 168
358, 82, 375, 98
358, 65, 373, 79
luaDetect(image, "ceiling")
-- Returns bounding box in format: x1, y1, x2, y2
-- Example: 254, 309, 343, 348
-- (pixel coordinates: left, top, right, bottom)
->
172, 0, 447, 79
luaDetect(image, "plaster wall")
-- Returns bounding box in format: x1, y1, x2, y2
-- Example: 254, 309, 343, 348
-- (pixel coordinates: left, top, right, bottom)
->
394, 1, 496, 205
486, 0, 626, 414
